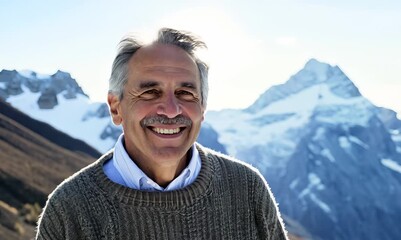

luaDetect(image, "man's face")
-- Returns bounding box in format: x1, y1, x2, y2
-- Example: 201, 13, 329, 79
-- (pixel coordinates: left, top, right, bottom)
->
108, 44, 205, 170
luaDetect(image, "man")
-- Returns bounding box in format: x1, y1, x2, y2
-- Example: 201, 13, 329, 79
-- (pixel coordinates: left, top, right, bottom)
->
36, 28, 288, 239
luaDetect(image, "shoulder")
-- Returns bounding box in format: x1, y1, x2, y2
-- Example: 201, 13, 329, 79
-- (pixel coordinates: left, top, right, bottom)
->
36, 151, 114, 238
197, 143, 278, 211
196, 143, 267, 187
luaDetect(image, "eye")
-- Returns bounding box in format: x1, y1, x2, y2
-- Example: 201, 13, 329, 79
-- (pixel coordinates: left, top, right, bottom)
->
176, 90, 192, 95
176, 90, 197, 101
141, 89, 160, 99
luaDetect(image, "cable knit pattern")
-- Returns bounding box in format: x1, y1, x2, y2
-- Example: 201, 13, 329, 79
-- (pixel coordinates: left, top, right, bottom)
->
36, 144, 288, 240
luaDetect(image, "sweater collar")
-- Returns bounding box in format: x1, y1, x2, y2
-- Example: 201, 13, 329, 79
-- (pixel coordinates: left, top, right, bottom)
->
91, 143, 215, 209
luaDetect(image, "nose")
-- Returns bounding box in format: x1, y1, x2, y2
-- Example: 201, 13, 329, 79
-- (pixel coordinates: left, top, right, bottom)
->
156, 92, 182, 118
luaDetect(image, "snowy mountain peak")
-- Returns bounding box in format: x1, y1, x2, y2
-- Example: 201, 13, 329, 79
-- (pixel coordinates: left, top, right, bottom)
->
206, 59, 401, 240
18, 70, 72, 80
0, 69, 88, 104
18, 70, 50, 79
52, 70, 72, 79
246, 59, 361, 113
303, 58, 331, 81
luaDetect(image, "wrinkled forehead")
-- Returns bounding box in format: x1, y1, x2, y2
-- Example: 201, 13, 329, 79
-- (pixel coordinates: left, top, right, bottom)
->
129, 43, 199, 75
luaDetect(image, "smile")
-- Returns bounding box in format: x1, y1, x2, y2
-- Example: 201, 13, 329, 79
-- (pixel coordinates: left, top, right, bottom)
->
151, 127, 182, 135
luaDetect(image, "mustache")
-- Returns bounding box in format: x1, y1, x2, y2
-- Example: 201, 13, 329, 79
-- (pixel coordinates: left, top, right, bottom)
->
141, 115, 192, 127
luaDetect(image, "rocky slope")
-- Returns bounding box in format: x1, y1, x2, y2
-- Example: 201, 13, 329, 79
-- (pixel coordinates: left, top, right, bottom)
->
0, 100, 97, 240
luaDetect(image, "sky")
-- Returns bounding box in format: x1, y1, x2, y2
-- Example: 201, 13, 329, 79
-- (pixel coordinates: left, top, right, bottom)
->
1, 0, 400, 115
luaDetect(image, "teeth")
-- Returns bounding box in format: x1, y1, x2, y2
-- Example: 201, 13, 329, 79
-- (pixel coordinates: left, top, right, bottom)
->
152, 128, 181, 135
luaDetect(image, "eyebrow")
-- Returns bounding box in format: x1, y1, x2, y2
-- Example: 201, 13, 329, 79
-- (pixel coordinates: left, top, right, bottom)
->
180, 82, 197, 89
138, 81, 197, 89
139, 81, 159, 89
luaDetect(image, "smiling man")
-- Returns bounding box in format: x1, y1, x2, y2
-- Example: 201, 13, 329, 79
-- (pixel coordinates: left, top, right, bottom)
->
36, 28, 288, 240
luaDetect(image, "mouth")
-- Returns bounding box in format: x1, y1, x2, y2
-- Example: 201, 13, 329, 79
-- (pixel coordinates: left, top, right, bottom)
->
142, 115, 192, 137
148, 127, 186, 136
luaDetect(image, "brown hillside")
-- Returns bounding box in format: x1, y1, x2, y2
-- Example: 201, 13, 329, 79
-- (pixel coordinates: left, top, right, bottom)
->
0, 111, 95, 207
0, 103, 96, 240
0, 100, 101, 158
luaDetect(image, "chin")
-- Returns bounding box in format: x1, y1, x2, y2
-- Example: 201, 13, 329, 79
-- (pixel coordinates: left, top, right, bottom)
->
150, 146, 190, 161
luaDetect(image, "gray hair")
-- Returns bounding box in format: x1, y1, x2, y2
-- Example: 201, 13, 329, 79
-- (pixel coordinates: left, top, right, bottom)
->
109, 28, 209, 107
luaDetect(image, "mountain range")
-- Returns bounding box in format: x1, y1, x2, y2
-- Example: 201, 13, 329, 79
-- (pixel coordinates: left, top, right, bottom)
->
1, 59, 401, 239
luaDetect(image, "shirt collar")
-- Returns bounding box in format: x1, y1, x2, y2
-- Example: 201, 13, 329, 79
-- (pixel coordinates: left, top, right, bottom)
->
112, 134, 201, 191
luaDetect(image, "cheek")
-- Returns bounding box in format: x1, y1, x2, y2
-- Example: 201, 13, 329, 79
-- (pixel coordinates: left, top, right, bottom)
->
124, 101, 148, 115
185, 104, 205, 122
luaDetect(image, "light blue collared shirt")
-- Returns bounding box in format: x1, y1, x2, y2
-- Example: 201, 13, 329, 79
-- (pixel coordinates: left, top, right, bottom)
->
103, 134, 201, 191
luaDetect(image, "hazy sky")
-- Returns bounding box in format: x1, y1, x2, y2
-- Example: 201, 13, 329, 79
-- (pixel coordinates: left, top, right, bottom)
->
1, 0, 400, 114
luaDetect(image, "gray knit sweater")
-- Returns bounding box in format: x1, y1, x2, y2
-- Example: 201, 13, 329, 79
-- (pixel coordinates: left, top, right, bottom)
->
36, 145, 288, 239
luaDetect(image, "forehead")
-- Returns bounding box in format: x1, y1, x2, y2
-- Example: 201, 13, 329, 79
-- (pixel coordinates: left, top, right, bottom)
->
128, 43, 199, 80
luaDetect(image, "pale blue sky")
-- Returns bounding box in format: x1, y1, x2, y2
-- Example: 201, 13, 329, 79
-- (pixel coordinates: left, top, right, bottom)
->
1, 0, 400, 114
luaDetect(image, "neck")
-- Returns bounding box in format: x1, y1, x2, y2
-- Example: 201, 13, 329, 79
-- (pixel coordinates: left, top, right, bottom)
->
135, 150, 191, 188
150, 167, 184, 188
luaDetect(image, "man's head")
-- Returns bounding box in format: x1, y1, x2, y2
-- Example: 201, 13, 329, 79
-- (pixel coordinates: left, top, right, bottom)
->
107, 28, 208, 178
109, 28, 209, 106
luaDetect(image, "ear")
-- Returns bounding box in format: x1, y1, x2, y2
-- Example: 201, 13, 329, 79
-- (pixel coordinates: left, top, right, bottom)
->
107, 93, 123, 125
201, 106, 206, 122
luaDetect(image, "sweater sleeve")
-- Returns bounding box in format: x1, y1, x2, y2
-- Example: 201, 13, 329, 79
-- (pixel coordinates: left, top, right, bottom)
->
35, 194, 65, 240
253, 173, 288, 240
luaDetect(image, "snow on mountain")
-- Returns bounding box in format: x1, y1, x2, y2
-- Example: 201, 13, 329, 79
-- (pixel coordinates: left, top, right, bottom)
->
0, 69, 117, 152
246, 59, 361, 113
7, 85, 115, 152
197, 122, 227, 154
18, 69, 52, 79
205, 59, 401, 240
376, 107, 401, 154
206, 58, 379, 165
381, 158, 401, 173
207, 74, 373, 168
